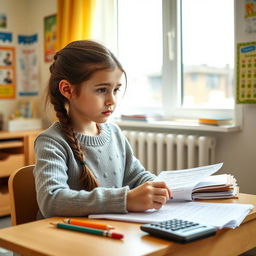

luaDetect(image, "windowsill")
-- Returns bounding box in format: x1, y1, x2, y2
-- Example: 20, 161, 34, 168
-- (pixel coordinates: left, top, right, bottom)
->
114, 119, 241, 133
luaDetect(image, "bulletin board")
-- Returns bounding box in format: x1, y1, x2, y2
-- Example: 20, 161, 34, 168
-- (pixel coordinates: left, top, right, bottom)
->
236, 42, 256, 104
0, 46, 16, 99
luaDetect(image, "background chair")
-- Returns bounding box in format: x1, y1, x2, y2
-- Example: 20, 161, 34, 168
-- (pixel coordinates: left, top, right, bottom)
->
8, 165, 38, 225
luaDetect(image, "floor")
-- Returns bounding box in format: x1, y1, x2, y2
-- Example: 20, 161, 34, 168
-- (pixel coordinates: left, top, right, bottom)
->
0, 215, 255, 256
0, 215, 13, 256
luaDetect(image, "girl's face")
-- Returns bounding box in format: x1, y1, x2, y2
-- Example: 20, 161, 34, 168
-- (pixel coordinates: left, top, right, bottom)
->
65, 67, 123, 132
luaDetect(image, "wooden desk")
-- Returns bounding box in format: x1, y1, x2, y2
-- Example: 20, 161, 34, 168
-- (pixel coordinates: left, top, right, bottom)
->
0, 193, 255, 256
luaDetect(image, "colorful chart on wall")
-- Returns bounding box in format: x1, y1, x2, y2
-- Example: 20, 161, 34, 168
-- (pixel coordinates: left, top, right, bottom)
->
17, 34, 39, 96
244, 0, 256, 35
0, 46, 16, 99
44, 14, 57, 62
236, 42, 256, 104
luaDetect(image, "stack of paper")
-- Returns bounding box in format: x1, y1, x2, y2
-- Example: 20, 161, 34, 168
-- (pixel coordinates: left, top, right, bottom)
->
192, 174, 237, 200
89, 201, 253, 229
155, 163, 238, 201
89, 164, 252, 230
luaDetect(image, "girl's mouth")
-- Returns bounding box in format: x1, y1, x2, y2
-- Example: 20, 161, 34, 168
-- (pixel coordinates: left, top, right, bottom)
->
102, 111, 112, 116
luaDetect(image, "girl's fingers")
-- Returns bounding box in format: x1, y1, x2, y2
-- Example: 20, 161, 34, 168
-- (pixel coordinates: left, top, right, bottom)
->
167, 187, 172, 199
154, 188, 169, 198
152, 181, 169, 188
152, 182, 172, 199
154, 188, 170, 201
153, 195, 168, 205
152, 202, 163, 210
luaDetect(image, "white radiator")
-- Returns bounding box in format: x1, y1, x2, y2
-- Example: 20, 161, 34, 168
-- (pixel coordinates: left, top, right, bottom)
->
123, 130, 216, 175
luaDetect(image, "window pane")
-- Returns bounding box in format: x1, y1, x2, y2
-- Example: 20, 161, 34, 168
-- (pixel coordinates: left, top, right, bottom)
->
117, 0, 163, 114
181, 0, 234, 109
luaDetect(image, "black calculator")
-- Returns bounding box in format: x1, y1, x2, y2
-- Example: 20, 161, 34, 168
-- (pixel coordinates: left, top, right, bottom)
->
140, 219, 217, 243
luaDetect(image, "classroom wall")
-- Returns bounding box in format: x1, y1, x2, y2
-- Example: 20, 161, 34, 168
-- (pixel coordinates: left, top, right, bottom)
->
0, 0, 56, 125
214, 1, 256, 195
27, 0, 57, 125
0, 0, 256, 194
0, 0, 30, 122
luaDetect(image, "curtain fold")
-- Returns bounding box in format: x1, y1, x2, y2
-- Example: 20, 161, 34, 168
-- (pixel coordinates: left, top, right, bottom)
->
57, 0, 96, 50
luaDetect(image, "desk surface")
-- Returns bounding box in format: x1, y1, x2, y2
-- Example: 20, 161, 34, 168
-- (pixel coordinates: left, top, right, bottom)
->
0, 193, 255, 256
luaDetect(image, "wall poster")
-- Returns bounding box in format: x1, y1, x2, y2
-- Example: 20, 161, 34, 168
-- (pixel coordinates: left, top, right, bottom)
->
0, 32, 12, 43
0, 46, 16, 99
236, 42, 256, 104
44, 14, 57, 62
244, 0, 256, 34
17, 34, 39, 96
0, 14, 7, 29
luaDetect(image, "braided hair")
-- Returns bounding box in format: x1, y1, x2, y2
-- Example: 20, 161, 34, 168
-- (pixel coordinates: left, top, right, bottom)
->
47, 40, 125, 191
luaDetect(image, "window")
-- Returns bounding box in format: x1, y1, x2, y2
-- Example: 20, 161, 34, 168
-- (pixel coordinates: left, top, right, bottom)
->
181, 0, 234, 110
117, 0, 163, 115
94, 0, 235, 121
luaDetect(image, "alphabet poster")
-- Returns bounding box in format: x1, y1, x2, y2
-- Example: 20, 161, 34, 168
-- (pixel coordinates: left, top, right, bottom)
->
236, 42, 256, 104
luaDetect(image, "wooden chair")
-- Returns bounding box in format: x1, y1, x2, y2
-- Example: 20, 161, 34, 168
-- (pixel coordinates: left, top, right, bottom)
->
8, 165, 38, 225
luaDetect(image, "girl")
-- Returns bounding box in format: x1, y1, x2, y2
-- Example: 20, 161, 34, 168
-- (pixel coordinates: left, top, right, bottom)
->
34, 40, 170, 218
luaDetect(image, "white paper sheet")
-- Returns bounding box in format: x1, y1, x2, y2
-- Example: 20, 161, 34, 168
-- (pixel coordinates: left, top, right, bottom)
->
155, 163, 223, 200
89, 201, 253, 229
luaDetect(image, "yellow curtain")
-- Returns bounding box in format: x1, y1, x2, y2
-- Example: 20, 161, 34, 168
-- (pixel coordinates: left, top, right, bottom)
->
57, 0, 96, 50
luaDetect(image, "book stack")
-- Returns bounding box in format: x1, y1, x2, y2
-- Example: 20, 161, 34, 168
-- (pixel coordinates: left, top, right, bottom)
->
192, 174, 237, 200
198, 117, 232, 126
120, 114, 164, 122
154, 163, 238, 201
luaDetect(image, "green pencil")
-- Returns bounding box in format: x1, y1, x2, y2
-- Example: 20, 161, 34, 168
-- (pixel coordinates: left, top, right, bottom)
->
50, 222, 124, 239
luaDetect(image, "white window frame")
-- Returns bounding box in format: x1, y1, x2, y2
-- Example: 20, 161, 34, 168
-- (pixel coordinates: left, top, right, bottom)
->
94, 0, 242, 130
162, 0, 237, 121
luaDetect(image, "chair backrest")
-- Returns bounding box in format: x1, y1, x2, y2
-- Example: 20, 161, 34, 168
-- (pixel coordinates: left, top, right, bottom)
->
8, 165, 38, 225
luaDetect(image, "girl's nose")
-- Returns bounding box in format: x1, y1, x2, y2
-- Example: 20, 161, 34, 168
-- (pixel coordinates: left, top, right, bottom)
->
105, 93, 116, 106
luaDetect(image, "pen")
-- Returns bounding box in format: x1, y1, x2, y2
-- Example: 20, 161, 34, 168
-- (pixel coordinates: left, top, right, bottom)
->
51, 223, 124, 239
64, 218, 114, 230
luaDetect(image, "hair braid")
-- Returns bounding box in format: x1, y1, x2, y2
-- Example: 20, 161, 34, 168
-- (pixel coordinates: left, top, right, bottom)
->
50, 90, 99, 191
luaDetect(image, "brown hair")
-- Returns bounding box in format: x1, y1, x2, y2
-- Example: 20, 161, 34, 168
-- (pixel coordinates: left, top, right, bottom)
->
47, 40, 125, 191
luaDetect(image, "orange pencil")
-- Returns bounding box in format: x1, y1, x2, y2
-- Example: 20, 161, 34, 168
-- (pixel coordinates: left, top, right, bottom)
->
64, 218, 114, 230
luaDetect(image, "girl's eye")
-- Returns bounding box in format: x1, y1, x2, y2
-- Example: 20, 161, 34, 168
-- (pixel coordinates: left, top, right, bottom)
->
114, 87, 121, 94
96, 88, 106, 93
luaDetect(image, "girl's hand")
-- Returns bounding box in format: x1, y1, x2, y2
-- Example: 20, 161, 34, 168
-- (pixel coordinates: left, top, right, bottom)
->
127, 181, 171, 212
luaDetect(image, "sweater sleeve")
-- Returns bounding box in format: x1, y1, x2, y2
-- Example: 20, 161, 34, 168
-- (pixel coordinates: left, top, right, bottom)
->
34, 134, 129, 218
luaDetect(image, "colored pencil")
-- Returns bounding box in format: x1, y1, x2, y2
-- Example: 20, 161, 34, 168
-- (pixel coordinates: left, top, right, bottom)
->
51, 223, 124, 239
64, 218, 114, 230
